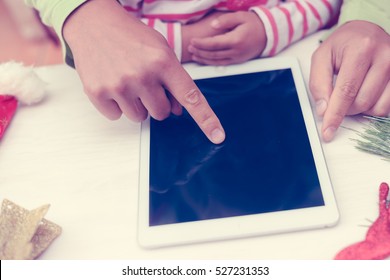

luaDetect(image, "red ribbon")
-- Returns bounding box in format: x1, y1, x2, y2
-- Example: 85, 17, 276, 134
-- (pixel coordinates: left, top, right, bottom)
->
0, 95, 18, 139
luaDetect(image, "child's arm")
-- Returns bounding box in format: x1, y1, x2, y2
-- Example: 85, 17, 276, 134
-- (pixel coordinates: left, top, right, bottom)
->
250, 0, 341, 57
189, 0, 341, 65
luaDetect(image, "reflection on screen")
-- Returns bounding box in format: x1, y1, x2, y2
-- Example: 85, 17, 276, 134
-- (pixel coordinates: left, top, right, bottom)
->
149, 69, 324, 226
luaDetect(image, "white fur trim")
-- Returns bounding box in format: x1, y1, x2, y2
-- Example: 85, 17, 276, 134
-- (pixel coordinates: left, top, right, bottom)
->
0, 61, 46, 105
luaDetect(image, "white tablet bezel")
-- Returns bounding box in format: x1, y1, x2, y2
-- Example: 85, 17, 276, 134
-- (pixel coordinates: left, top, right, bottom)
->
138, 57, 339, 248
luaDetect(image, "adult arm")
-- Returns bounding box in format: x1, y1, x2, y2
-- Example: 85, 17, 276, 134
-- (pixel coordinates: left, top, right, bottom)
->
309, 0, 390, 141
26, 0, 226, 144
24, 0, 87, 65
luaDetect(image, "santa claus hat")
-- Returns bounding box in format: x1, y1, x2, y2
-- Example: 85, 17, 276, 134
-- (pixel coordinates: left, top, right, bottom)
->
0, 61, 46, 139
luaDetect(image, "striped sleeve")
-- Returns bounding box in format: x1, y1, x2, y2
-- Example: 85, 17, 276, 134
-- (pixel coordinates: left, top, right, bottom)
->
140, 18, 183, 61
250, 0, 341, 57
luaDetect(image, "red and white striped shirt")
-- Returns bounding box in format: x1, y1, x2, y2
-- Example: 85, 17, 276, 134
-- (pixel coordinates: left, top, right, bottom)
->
118, 0, 341, 60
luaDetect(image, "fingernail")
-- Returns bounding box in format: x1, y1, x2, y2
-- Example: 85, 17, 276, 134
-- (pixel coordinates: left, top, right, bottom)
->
211, 19, 220, 28
211, 128, 225, 144
323, 126, 337, 142
316, 99, 327, 117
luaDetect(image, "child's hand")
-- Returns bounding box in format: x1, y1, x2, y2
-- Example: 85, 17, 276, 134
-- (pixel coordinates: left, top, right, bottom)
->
181, 12, 228, 62
188, 11, 267, 65
63, 0, 225, 144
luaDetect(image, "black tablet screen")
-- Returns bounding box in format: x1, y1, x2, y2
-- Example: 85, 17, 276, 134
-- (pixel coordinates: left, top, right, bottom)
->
149, 69, 324, 226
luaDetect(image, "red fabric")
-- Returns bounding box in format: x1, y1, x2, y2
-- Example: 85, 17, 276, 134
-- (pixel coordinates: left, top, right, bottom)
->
0, 95, 18, 139
335, 182, 390, 260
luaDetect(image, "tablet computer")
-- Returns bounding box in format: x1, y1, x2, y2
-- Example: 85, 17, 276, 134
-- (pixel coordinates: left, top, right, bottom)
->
138, 57, 339, 248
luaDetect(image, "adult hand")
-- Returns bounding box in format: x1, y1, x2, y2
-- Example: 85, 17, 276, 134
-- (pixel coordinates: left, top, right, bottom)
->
63, 0, 225, 144
188, 11, 267, 65
310, 20, 390, 142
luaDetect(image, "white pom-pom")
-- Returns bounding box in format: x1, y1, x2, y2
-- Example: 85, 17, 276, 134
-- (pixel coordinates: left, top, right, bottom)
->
0, 61, 46, 105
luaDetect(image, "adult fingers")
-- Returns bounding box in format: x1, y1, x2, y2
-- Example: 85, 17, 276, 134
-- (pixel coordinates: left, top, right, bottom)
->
88, 96, 124, 120
347, 65, 389, 115
135, 85, 172, 121
113, 93, 149, 122
321, 53, 370, 142
365, 82, 390, 116
161, 61, 225, 144
82, 74, 150, 122
166, 91, 183, 116
309, 46, 334, 117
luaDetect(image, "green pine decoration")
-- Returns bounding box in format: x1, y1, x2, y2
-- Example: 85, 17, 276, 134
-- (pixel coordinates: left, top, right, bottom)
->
350, 116, 390, 161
